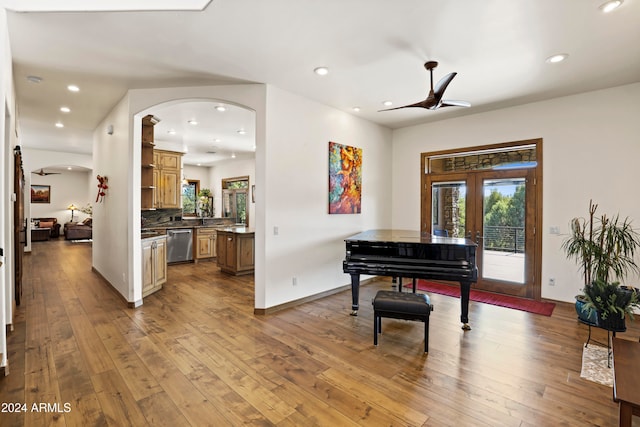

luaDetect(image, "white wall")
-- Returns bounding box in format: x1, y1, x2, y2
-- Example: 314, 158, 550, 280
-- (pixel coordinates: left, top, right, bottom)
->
92, 94, 133, 301
0, 6, 15, 369
183, 164, 211, 189
391, 83, 640, 303
262, 86, 392, 308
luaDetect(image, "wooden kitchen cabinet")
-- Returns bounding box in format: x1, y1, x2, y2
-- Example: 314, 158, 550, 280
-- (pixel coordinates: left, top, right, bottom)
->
142, 235, 167, 297
152, 149, 183, 209
195, 227, 217, 260
216, 229, 255, 275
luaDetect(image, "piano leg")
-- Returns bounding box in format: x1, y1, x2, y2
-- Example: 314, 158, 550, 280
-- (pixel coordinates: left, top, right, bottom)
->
460, 281, 471, 330
350, 273, 360, 316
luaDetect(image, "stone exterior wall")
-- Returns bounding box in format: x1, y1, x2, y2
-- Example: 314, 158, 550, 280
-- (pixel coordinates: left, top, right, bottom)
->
432, 148, 536, 173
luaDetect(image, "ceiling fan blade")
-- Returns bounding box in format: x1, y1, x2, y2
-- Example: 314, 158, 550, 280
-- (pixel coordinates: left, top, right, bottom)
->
31, 169, 61, 176
440, 99, 471, 108
378, 100, 428, 112
433, 72, 457, 101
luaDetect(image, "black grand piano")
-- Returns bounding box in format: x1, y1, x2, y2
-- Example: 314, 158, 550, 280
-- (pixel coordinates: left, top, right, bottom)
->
343, 229, 478, 330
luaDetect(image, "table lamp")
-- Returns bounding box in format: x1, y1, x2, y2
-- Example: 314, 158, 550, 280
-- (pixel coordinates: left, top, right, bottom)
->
67, 203, 78, 222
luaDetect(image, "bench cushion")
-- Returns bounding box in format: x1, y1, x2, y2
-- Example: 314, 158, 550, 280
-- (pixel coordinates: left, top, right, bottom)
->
373, 290, 431, 316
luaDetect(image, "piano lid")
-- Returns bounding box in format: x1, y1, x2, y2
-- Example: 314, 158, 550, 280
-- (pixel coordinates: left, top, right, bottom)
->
344, 229, 476, 247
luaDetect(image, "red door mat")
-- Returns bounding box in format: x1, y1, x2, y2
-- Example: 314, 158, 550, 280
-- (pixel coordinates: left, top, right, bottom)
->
406, 280, 555, 316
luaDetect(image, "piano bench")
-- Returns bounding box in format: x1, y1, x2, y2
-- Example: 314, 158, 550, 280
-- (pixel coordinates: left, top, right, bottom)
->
373, 290, 433, 353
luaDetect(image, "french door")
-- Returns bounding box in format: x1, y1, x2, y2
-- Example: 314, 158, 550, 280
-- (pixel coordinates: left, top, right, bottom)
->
425, 168, 537, 298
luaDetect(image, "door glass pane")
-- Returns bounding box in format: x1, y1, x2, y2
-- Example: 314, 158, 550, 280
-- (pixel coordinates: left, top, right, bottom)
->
431, 181, 466, 238
236, 192, 247, 225
482, 178, 525, 283
222, 190, 233, 218
182, 182, 197, 216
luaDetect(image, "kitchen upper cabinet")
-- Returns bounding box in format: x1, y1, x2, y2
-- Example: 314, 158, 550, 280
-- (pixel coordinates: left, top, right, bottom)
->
152, 149, 183, 209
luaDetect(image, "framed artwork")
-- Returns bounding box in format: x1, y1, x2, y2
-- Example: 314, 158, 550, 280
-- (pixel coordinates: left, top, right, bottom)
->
31, 185, 51, 203
328, 141, 362, 214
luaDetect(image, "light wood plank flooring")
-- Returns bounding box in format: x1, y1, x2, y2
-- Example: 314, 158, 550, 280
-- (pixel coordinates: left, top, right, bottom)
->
1, 239, 639, 426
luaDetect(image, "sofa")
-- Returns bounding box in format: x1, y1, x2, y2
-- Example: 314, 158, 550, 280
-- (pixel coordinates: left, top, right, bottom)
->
64, 218, 92, 240
33, 217, 61, 238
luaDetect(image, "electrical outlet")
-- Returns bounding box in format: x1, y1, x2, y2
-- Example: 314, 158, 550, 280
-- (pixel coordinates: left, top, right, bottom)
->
292, 277, 297, 286
274, 226, 279, 236
549, 278, 555, 286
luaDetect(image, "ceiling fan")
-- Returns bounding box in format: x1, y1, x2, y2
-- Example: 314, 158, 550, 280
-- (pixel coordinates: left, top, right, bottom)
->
380, 61, 470, 112
32, 168, 61, 176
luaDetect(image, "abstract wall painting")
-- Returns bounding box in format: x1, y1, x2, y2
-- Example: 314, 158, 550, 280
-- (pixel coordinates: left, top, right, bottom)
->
328, 141, 362, 214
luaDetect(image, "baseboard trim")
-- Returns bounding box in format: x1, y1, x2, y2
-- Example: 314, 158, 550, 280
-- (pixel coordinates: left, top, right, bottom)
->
254, 277, 379, 316
90, 267, 138, 308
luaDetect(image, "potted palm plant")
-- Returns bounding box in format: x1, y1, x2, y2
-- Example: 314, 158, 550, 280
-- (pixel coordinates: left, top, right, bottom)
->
562, 200, 640, 330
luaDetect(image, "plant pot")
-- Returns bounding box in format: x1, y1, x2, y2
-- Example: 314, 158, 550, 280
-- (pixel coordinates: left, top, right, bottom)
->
596, 311, 627, 332
575, 295, 597, 325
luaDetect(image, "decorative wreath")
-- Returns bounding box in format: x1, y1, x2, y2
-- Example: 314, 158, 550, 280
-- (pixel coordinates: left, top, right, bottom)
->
96, 175, 108, 203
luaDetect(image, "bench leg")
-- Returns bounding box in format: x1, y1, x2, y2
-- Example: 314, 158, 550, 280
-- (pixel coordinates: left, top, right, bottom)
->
373, 313, 379, 346
424, 317, 429, 353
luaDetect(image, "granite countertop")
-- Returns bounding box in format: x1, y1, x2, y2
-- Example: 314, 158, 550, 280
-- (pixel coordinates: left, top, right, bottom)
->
216, 226, 255, 234
141, 231, 165, 240
142, 219, 243, 233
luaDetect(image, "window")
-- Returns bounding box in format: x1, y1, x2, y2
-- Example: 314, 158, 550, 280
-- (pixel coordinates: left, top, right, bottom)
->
181, 180, 200, 217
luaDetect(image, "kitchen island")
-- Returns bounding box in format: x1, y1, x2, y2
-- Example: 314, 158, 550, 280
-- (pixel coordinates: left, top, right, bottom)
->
216, 227, 255, 275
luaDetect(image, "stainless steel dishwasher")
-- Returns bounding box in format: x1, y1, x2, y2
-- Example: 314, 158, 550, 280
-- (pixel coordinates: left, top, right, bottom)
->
166, 228, 193, 263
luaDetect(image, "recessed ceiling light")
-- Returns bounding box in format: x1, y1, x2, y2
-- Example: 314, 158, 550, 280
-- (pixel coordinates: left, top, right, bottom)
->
314, 67, 329, 76
231, 153, 236, 159
546, 54, 568, 64
55, 122, 64, 128
237, 129, 246, 135
67, 167, 72, 170
383, 101, 393, 107
60, 106, 71, 113
214, 138, 222, 143
26, 75, 43, 83
600, 0, 623, 12
197, 163, 202, 167
167, 129, 176, 135
215, 105, 227, 112
67, 84, 80, 92
188, 120, 198, 125
352, 107, 361, 112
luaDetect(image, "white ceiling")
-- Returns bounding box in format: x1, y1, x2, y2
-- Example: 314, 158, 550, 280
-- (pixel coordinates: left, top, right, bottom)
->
4, 1, 640, 168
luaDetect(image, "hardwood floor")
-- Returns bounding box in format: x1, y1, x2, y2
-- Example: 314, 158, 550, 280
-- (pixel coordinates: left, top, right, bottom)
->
1, 239, 638, 426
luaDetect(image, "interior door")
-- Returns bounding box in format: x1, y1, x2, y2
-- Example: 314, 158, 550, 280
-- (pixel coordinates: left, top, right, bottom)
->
14, 146, 25, 305
426, 168, 536, 298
